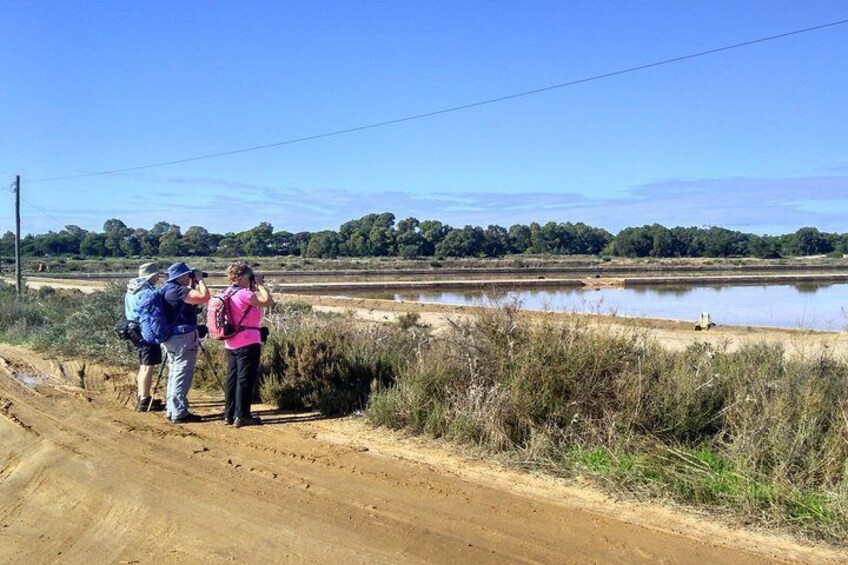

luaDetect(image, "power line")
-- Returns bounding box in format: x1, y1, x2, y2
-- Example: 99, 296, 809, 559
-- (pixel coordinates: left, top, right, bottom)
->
22, 198, 70, 232
28, 17, 848, 184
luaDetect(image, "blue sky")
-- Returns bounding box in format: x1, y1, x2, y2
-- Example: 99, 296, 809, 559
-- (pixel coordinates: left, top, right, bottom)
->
2, 1, 847, 236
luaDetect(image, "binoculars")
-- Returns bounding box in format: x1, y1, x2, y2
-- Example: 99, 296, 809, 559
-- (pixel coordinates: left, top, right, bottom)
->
190, 269, 209, 280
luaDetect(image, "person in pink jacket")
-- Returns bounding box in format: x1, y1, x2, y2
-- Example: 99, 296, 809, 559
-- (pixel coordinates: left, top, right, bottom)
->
222, 262, 274, 427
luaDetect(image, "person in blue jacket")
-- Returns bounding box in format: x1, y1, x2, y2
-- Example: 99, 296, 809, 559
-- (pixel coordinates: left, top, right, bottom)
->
160, 262, 210, 423
124, 263, 163, 411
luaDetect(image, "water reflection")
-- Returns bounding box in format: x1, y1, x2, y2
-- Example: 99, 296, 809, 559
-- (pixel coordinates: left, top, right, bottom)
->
795, 283, 826, 294
342, 283, 848, 331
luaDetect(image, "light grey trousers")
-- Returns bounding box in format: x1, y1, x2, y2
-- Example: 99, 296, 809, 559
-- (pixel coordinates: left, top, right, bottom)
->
163, 330, 198, 420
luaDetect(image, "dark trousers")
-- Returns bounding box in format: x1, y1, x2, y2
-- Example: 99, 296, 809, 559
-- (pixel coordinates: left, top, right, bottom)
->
224, 343, 261, 420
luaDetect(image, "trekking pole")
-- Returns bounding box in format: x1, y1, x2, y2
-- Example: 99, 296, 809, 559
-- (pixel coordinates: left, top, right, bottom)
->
147, 350, 167, 413
198, 340, 224, 391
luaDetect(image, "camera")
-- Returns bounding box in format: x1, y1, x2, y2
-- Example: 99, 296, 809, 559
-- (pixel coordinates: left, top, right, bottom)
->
260, 326, 270, 343
189, 269, 209, 281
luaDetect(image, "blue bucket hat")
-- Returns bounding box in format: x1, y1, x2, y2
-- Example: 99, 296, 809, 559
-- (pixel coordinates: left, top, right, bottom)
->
166, 262, 193, 283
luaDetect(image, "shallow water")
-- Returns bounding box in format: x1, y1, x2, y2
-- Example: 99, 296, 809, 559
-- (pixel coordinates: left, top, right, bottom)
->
12, 371, 40, 388
340, 283, 848, 331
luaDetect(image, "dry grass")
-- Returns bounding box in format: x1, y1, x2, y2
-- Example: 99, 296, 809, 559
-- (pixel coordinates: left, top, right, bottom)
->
258, 302, 420, 415
368, 302, 848, 543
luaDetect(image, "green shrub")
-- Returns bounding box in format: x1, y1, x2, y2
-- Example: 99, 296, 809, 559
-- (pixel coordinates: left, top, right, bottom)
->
395, 311, 421, 330
367, 302, 848, 542
259, 310, 419, 415
0, 281, 135, 366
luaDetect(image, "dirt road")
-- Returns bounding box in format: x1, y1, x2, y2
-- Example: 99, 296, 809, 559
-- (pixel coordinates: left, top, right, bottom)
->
1, 346, 844, 564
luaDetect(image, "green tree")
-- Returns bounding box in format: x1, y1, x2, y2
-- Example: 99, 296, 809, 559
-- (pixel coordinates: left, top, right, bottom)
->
650, 225, 674, 257
289, 232, 311, 256
419, 220, 449, 256
158, 231, 185, 256
669, 227, 701, 257
435, 226, 484, 257
748, 235, 781, 259
508, 224, 531, 253
482, 225, 509, 257
368, 225, 394, 256
183, 226, 214, 256
150, 221, 174, 238
527, 222, 545, 254
80, 233, 107, 256
396, 217, 424, 258
237, 222, 275, 256
133, 228, 158, 256
611, 226, 653, 257
57, 225, 86, 255
271, 230, 295, 256
700, 227, 749, 257
785, 227, 832, 256
216, 236, 241, 256
0, 231, 14, 256
570, 223, 613, 255
102, 218, 131, 257
119, 233, 142, 256
305, 231, 341, 258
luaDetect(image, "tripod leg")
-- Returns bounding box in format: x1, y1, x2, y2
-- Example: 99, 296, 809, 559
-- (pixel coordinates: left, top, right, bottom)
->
199, 342, 224, 391
147, 350, 167, 413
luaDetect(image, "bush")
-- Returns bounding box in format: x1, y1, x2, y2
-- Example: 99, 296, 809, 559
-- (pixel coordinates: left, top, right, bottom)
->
395, 311, 421, 330
0, 281, 133, 366
367, 302, 848, 542
259, 309, 419, 415
37, 282, 135, 365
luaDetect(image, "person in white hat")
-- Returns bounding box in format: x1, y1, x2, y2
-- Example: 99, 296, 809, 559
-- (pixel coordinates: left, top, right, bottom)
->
124, 263, 164, 411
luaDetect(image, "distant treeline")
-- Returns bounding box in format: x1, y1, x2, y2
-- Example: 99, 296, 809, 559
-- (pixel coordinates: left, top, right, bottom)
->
2, 213, 846, 260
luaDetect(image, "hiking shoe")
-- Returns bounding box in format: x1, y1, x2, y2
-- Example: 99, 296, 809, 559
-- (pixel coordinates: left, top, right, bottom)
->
223, 417, 234, 426
233, 415, 262, 428
171, 412, 203, 424
136, 397, 164, 412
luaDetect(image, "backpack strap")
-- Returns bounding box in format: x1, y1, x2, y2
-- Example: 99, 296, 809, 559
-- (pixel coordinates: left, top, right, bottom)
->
235, 302, 254, 328
162, 285, 182, 325
230, 286, 257, 333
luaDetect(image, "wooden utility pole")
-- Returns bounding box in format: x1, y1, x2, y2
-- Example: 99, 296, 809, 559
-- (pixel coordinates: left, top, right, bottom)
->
14, 175, 22, 297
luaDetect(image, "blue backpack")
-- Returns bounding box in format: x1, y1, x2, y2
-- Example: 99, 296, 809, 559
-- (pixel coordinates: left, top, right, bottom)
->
136, 287, 177, 344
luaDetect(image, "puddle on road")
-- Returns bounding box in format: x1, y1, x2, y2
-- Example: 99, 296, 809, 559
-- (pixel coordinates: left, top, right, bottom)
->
12, 371, 40, 388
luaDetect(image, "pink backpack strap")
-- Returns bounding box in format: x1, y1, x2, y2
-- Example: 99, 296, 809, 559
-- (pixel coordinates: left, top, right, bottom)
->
230, 286, 256, 331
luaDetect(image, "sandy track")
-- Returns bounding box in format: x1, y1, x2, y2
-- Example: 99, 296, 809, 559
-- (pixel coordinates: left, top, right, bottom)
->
1, 346, 844, 564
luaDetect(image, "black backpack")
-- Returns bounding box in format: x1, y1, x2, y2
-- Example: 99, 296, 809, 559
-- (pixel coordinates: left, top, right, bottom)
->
114, 317, 143, 344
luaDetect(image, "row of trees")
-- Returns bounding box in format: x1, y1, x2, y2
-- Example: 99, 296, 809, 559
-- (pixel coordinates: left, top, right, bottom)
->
2, 214, 847, 260
608, 224, 848, 259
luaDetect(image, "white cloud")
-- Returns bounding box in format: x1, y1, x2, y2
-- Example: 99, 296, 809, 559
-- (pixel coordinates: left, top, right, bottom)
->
14, 173, 848, 236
